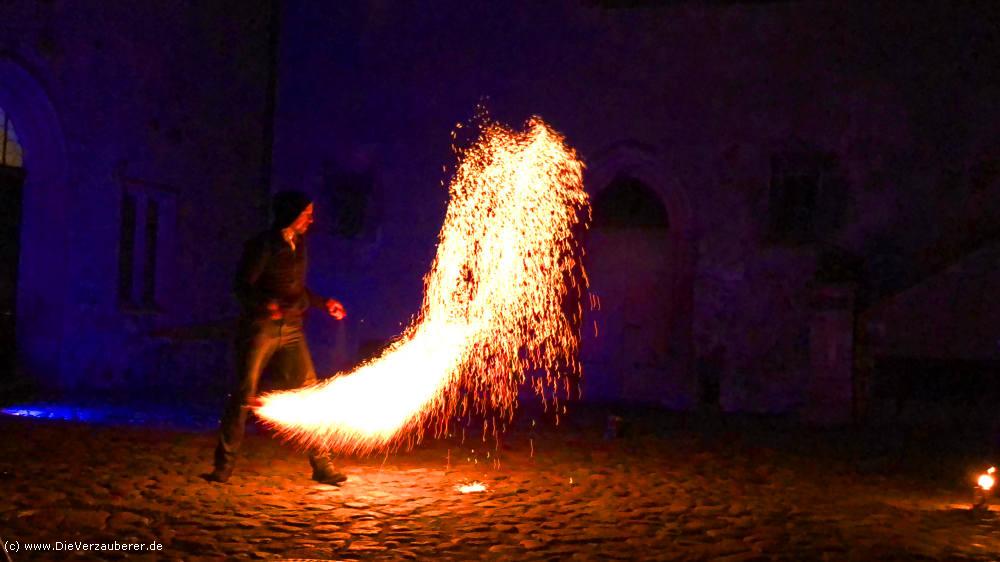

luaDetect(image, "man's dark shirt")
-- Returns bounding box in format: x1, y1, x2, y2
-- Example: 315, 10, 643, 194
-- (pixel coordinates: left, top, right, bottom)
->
234, 230, 325, 320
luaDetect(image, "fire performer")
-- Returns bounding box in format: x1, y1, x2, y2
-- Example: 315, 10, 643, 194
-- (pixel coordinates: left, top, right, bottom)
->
207, 190, 348, 485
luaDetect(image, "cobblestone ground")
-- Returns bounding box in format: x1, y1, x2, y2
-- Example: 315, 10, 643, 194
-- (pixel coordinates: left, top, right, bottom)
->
1, 412, 1000, 561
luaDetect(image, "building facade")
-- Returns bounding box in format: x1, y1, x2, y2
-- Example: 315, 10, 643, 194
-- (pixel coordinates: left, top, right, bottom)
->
1, 0, 276, 393
3, 1, 999, 419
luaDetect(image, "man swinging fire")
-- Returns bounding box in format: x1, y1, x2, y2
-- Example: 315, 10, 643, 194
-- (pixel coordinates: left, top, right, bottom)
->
208, 190, 348, 485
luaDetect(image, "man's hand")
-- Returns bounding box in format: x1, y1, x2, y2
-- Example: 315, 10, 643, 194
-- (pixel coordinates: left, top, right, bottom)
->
266, 300, 283, 320
325, 298, 347, 320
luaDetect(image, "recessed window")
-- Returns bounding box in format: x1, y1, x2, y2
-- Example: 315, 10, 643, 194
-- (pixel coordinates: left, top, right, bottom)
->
766, 151, 846, 245
142, 199, 159, 306
322, 169, 376, 238
117, 193, 137, 302
118, 181, 174, 311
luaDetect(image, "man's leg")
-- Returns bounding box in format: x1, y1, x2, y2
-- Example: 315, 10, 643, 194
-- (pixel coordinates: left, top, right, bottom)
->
273, 322, 347, 485
211, 319, 279, 481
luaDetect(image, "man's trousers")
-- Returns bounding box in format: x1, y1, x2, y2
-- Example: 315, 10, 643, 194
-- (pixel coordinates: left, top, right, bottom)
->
215, 317, 327, 470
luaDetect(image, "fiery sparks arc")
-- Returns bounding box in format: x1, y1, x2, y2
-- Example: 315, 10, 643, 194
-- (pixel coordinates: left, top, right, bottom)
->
255, 116, 589, 455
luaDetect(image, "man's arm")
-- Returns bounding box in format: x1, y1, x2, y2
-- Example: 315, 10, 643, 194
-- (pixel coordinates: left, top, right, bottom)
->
301, 242, 346, 319
306, 287, 346, 319
234, 237, 271, 312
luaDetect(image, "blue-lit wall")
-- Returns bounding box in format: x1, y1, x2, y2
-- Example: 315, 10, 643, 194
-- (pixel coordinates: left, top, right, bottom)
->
4, 1, 1000, 415
3, 1, 274, 392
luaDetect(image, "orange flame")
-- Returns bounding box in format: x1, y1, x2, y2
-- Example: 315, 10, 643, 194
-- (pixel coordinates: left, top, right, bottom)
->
255, 116, 589, 455
979, 467, 996, 491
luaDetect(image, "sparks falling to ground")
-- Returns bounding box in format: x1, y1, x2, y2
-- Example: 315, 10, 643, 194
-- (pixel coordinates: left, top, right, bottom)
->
255, 115, 589, 455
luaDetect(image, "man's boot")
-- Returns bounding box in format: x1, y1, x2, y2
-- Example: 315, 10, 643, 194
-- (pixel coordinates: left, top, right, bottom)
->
207, 443, 235, 483
206, 465, 233, 483
310, 456, 347, 485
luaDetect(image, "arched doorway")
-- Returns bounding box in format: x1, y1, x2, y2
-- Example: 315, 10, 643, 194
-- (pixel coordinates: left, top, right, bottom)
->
582, 145, 695, 408
0, 107, 26, 378
0, 60, 69, 383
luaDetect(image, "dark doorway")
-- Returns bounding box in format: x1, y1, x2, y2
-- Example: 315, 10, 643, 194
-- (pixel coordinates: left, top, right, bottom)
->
584, 176, 676, 403
0, 164, 25, 379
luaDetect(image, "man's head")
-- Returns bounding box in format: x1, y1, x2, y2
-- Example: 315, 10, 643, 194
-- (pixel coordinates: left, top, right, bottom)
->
272, 190, 314, 235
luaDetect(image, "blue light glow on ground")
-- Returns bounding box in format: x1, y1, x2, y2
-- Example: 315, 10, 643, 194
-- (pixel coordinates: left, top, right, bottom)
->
0, 402, 219, 429
1, 405, 107, 423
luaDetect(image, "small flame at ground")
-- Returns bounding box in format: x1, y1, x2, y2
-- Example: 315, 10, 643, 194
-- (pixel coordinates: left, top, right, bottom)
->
978, 467, 996, 491
255, 115, 589, 455
457, 481, 488, 494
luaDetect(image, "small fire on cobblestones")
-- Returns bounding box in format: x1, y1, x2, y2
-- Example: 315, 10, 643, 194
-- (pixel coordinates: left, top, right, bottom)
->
456, 481, 489, 494
977, 467, 996, 492
973, 466, 996, 511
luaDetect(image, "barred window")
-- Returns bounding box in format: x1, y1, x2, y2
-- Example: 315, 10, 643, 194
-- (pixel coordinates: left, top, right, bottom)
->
118, 180, 175, 311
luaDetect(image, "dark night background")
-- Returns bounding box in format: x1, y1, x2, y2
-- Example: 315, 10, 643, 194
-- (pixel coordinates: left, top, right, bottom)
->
1, 0, 1000, 432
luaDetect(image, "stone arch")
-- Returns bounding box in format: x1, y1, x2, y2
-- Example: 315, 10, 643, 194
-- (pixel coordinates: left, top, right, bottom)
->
581, 140, 696, 408
586, 140, 694, 238
592, 175, 670, 229
0, 58, 70, 379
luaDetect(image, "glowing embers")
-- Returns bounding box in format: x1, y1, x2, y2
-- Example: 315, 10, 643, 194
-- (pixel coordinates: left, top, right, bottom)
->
255, 115, 589, 455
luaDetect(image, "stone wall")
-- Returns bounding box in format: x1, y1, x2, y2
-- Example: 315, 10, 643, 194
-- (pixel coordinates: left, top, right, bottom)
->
2, 0, 274, 391
5, 0, 999, 411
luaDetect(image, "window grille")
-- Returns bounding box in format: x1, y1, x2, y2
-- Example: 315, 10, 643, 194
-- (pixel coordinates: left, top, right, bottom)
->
117, 178, 176, 312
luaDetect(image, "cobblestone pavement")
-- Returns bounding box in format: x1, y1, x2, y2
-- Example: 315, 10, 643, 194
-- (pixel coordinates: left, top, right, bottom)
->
1, 412, 1000, 561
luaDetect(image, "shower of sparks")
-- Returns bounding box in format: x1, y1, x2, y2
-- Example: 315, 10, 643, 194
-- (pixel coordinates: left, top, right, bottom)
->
255, 115, 589, 455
